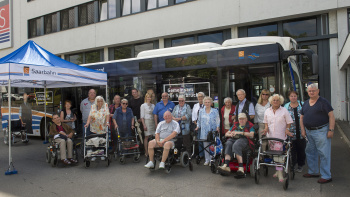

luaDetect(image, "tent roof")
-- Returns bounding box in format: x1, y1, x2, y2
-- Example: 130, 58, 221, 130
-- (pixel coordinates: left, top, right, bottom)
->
0, 41, 107, 88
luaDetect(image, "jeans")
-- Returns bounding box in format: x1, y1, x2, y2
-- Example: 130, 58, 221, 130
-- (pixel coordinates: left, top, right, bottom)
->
305, 125, 332, 180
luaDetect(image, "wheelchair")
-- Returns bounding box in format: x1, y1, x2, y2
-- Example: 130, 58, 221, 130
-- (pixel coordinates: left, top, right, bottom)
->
3, 120, 28, 145
45, 134, 79, 167
252, 137, 294, 190
146, 134, 190, 174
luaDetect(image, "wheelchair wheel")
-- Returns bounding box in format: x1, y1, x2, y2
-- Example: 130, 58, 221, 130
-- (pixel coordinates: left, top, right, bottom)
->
196, 156, 201, 165
51, 155, 58, 167
180, 151, 189, 168
165, 166, 171, 174
255, 169, 260, 184
283, 173, 289, 190
73, 149, 79, 163
210, 161, 216, 173
250, 158, 257, 178
263, 165, 268, 177
85, 160, 90, 168
189, 160, 193, 171
46, 148, 51, 163
133, 154, 141, 163
119, 156, 126, 165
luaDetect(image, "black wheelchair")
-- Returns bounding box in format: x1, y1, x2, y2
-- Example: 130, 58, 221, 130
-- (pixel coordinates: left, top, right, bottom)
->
3, 120, 28, 145
146, 134, 190, 174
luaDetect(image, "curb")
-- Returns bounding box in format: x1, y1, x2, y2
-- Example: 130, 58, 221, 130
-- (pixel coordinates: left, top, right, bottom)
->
336, 122, 350, 149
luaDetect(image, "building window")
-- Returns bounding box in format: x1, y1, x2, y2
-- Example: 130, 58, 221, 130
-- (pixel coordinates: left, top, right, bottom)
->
100, 0, 108, 21
61, 8, 75, 30
44, 13, 57, 34
283, 18, 317, 38
348, 9, 350, 33
147, 0, 168, 10
67, 50, 103, 65
134, 42, 154, 57
172, 36, 195, 47
198, 31, 224, 44
175, 0, 187, 3
122, 0, 141, 16
114, 45, 132, 60
79, 2, 95, 26
28, 17, 42, 38
247, 24, 278, 37
100, 0, 117, 21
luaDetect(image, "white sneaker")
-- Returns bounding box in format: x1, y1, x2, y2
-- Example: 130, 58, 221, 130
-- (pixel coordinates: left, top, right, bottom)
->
204, 161, 210, 166
91, 157, 96, 162
159, 162, 165, 169
101, 156, 105, 161
144, 161, 154, 168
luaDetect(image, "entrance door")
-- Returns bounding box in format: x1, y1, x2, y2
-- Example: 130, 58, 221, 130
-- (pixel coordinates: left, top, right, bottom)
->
221, 64, 276, 106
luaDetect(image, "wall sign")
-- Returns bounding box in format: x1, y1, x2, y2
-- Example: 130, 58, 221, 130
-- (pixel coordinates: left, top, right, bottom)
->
163, 82, 210, 102
0, 0, 12, 49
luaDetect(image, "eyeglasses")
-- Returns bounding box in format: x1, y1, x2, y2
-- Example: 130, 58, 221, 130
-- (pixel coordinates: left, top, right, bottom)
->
178, 100, 185, 102
122, 103, 128, 105
262, 94, 269, 96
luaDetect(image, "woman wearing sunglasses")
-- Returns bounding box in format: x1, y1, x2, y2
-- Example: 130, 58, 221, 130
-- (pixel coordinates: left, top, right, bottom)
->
254, 89, 271, 151
112, 99, 135, 139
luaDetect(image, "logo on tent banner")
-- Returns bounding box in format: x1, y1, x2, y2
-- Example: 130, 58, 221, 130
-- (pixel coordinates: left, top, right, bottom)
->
31, 68, 57, 76
23, 66, 29, 76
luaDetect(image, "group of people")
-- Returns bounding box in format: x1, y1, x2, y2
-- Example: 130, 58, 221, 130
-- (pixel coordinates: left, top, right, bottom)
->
52, 84, 334, 184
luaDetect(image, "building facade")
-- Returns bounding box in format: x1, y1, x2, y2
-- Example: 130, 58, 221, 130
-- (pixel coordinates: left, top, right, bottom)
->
1, 0, 350, 122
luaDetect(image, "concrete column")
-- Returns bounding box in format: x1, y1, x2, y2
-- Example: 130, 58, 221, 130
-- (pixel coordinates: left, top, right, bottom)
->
104, 47, 108, 62
231, 26, 238, 39
159, 38, 165, 49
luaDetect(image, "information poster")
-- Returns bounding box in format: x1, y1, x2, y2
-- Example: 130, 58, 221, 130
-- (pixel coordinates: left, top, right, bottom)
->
35, 91, 53, 104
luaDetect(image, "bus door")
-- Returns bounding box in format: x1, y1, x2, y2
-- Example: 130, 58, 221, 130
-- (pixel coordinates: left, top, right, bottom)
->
220, 64, 276, 106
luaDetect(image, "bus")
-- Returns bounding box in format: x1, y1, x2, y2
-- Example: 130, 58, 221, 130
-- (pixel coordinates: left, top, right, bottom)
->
81, 36, 317, 108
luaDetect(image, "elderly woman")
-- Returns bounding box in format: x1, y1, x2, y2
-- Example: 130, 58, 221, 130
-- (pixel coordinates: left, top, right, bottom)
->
192, 92, 205, 158
284, 90, 305, 173
113, 99, 135, 139
172, 95, 192, 153
195, 96, 220, 165
263, 94, 293, 182
141, 93, 156, 156
221, 97, 235, 134
84, 96, 110, 134
254, 89, 271, 151
218, 113, 254, 176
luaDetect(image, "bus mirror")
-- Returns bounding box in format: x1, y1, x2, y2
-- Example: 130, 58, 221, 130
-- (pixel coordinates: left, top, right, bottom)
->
281, 49, 319, 75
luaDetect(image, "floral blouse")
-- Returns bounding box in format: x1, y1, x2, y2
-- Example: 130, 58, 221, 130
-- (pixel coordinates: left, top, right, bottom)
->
89, 103, 109, 134
197, 107, 220, 140
284, 101, 303, 140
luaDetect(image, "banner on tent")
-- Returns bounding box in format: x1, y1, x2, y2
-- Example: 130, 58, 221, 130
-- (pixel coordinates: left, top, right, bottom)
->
0, 0, 12, 49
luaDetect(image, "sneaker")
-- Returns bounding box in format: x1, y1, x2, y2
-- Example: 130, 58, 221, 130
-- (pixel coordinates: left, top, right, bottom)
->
296, 166, 303, 173
218, 164, 231, 173
159, 162, 165, 169
91, 157, 96, 162
144, 161, 154, 168
237, 167, 244, 176
101, 156, 105, 161
204, 161, 209, 166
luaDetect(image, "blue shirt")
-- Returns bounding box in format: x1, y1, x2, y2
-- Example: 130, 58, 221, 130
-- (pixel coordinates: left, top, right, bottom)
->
153, 100, 175, 122
301, 97, 333, 128
234, 98, 255, 115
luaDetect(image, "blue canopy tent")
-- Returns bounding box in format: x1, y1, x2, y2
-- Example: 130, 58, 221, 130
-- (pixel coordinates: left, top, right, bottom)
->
0, 40, 108, 175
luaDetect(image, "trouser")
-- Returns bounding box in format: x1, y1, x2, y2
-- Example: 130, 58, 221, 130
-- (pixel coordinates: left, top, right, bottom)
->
258, 123, 267, 151
55, 138, 73, 160
305, 125, 332, 180
291, 138, 306, 168
183, 134, 191, 153
224, 138, 248, 157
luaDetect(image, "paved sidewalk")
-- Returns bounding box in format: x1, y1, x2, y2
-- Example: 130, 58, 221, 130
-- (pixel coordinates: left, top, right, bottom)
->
336, 120, 350, 148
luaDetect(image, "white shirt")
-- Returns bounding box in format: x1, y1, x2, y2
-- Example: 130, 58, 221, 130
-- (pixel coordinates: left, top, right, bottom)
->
140, 103, 155, 120
254, 102, 271, 123
192, 103, 204, 122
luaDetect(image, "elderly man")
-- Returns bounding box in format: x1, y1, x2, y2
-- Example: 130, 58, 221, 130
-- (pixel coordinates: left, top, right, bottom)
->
80, 89, 96, 138
153, 92, 175, 127
300, 83, 335, 184
218, 113, 254, 176
144, 111, 180, 169
233, 89, 255, 122
49, 114, 78, 165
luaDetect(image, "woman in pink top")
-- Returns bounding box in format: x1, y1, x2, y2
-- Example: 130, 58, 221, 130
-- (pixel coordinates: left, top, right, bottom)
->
263, 94, 293, 182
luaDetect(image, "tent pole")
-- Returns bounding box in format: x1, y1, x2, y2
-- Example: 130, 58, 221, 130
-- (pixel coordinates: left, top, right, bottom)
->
43, 82, 48, 144
105, 84, 108, 104
5, 79, 17, 175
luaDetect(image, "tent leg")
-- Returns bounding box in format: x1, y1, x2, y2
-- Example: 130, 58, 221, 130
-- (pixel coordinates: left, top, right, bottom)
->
43, 82, 48, 144
5, 79, 17, 175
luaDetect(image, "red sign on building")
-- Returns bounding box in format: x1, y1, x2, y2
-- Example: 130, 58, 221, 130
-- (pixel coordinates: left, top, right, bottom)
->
0, 0, 11, 49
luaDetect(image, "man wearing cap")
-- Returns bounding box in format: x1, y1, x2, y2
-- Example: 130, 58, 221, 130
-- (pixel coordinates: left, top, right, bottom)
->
218, 113, 255, 176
